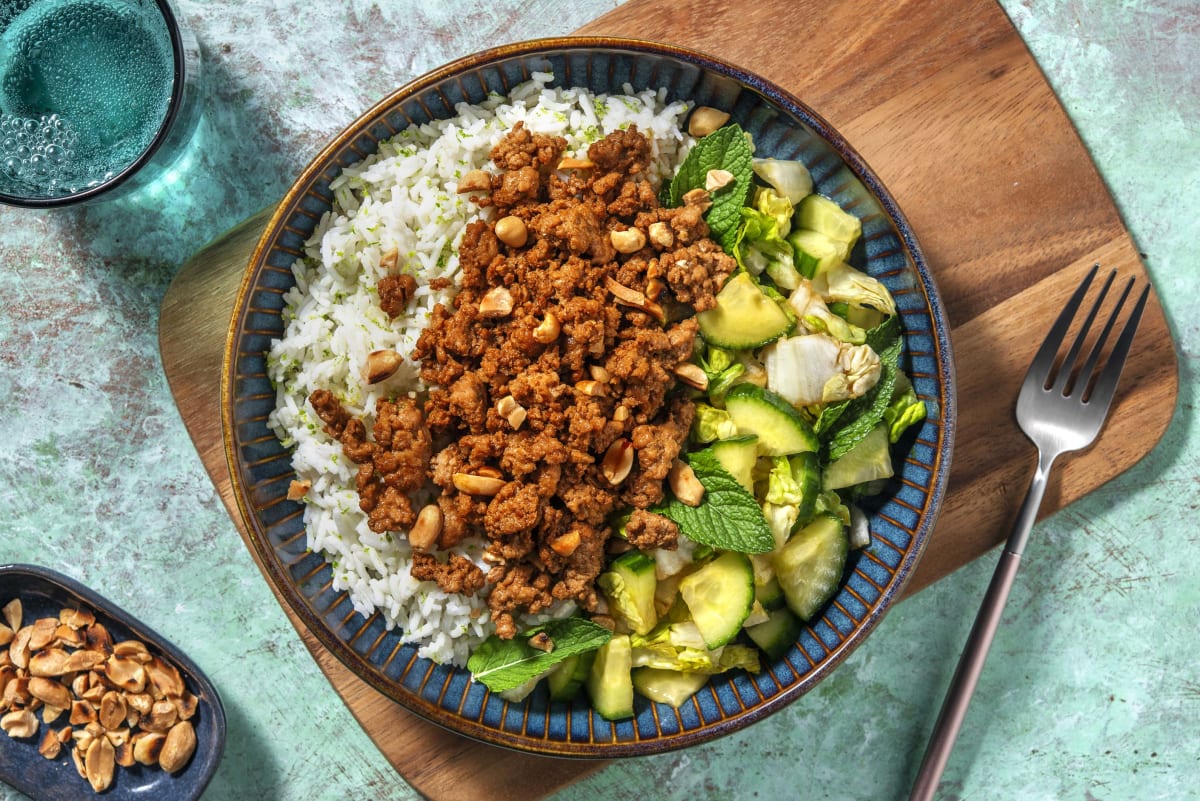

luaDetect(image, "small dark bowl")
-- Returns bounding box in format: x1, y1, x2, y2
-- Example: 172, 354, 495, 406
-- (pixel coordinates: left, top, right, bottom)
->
0, 564, 225, 800
223, 37, 955, 756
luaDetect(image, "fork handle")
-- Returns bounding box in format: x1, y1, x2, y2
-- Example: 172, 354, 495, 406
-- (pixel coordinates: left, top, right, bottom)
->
908, 455, 1053, 801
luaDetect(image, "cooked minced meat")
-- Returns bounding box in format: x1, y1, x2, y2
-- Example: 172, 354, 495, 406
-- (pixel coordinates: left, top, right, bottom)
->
309, 389, 432, 533
410, 124, 735, 637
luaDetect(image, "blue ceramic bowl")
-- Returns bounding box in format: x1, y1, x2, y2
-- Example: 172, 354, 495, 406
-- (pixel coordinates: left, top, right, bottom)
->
223, 37, 955, 756
0, 564, 225, 799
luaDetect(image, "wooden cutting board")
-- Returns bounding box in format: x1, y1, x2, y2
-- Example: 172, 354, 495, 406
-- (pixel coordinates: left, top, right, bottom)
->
158, 1, 1178, 799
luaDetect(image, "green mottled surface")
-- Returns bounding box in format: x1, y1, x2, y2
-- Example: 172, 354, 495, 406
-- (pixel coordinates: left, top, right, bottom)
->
0, 1, 1195, 800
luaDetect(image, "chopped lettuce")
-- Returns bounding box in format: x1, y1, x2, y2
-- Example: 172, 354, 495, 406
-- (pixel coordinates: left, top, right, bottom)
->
788, 279, 867, 344
732, 199, 801, 290
754, 187, 794, 238
630, 620, 758, 674
813, 262, 897, 316
884, 372, 927, 442
752, 158, 813, 204
712, 645, 761, 673
761, 500, 799, 550
763, 334, 882, 407
699, 345, 745, 398
692, 403, 739, 443
764, 456, 806, 506
813, 491, 851, 527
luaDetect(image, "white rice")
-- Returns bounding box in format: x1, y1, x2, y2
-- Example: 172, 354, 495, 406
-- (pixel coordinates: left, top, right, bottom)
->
266, 73, 694, 666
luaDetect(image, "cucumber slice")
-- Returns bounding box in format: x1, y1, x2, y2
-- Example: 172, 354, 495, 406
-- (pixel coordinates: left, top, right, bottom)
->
745, 607, 803, 660
788, 229, 851, 279
678, 551, 755, 649
755, 574, 786, 611
823, 424, 894, 491
587, 634, 635, 720
773, 514, 849, 621
547, 649, 596, 702
697, 272, 793, 349
710, 435, 759, 493
724, 383, 819, 456
632, 668, 709, 708
599, 551, 658, 635
787, 451, 821, 523
796, 195, 862, 244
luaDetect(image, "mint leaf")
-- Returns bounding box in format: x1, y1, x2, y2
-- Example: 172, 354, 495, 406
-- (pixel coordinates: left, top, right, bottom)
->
665, 123, 754, 248
865, 314, 902, 354
825, 337, 904, 461
815, 398, 851, 437
467, 617, 611, 694
656, 446, 774, 553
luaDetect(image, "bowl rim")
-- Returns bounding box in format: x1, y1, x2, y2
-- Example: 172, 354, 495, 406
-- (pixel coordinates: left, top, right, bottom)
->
222, 34, 956, 757
0, 0, 191, 209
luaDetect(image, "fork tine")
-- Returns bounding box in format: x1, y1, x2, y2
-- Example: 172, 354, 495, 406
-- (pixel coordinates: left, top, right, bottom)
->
1024, 264, 1099, 390
1085, 280, 1150, 411
1072, 275, 1133, 394
1051, 269, 1116, 394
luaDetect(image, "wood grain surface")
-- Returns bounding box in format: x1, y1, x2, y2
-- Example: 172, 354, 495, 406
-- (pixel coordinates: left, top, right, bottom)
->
157, 1, 1178, 799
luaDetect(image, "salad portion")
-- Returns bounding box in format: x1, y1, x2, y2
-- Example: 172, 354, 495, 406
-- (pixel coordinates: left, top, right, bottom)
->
467, 112, 927, 716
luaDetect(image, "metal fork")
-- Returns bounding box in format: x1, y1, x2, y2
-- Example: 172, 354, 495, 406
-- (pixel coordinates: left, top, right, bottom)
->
909, 264, 1150, 801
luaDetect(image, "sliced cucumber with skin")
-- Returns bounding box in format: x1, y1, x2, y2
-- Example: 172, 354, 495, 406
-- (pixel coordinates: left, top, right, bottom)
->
547, 649, 595, 702
796, 194, 862, 244
773, 514, 849, 621
598, 551, 658, 635
697, 272, 794, 349
745, 607, 804, 660
787, 451, 822, 523
724, 383, 819, 456
788, 229, 851, 279
587, 634, 635, 720
755, 574, 786, 611
710, 435, 759, 493
678, 551, 755, 649
632, 668, 709, 708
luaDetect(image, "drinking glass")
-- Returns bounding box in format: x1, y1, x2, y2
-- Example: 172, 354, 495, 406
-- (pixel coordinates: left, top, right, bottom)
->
0, 0, 201, 207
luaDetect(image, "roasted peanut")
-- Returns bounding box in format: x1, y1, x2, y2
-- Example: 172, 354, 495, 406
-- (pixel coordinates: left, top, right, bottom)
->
407, 504, 443, 553
286, 479, 311, 501
668, 460, 706, 507
496, 395, 526, 430
673, 363, 709, 391
478, 286, 514, 318
452, 473, 507, 496
456, 169, 492, 193
682, 187, 712, 212
557, 156, 594, 170
688, 106, 730, 137
705, 168, 735, 192
610, 227, 646, 254
647, 221, 673, 249
363, 349, 402, 385
159, 720, 197, 774
601, 439, 634, 486
494, 215, 528, 248
532, 312, 560, 343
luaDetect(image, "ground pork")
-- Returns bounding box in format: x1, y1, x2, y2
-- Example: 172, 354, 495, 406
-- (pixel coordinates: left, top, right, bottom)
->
404, 125, 735, 636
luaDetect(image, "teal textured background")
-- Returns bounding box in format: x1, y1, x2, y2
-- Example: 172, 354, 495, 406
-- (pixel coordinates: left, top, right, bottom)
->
1, 1, 1196, 799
